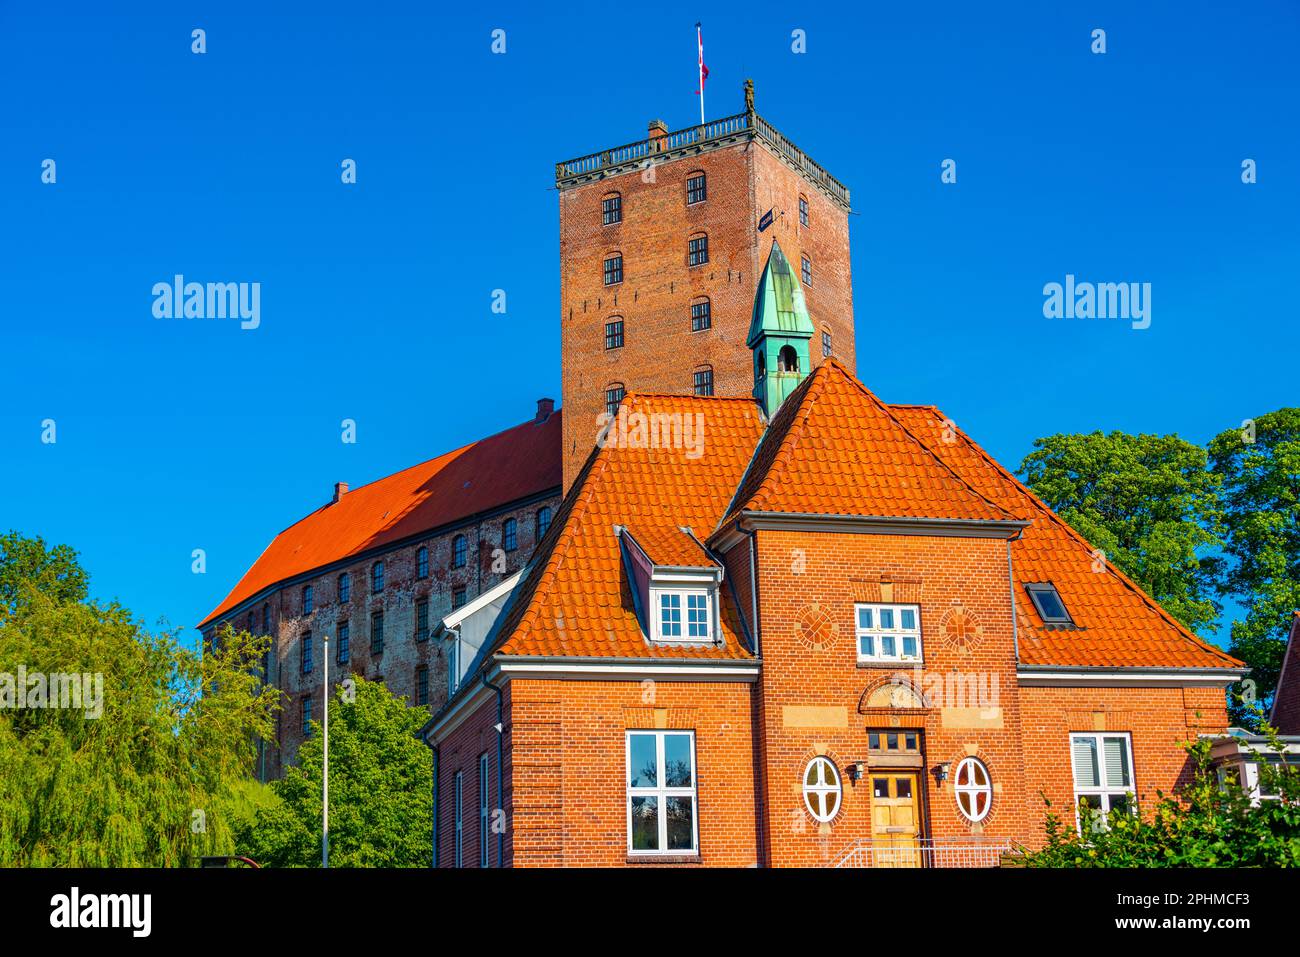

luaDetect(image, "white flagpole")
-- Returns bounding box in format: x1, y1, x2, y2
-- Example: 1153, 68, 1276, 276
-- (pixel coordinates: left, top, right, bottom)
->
697, 23, 705, 125
322, 633, 330, 868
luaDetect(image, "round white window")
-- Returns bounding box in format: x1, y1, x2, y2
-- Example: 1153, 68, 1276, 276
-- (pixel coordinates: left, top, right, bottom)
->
803, 756, 842, 822
954, 757, 992, 822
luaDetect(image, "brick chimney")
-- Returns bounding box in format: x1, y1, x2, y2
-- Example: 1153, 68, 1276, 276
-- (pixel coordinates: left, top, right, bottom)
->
648, 118, 669, 151
535, 398, 555, 423
333, 482, 348, 503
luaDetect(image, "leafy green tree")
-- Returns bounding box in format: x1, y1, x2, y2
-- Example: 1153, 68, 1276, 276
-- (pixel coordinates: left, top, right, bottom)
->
1021, 709, 1300, 867
0, 530, 88, 619
1019, 432, 1226, 633
1209, 409, 1300, 723
237, 676, 432, 867
0, 533, 279, 866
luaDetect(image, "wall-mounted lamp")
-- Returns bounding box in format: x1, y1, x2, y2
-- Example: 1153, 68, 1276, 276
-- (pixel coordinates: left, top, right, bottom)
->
934, 762, 951, 788
847, 761, 866, 785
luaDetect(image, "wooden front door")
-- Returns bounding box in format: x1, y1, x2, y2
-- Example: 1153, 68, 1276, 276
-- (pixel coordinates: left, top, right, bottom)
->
870, 773, 921, 867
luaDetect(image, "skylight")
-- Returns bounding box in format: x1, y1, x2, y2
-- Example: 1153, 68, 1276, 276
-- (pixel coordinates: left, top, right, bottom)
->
1025, 583, 1073, 626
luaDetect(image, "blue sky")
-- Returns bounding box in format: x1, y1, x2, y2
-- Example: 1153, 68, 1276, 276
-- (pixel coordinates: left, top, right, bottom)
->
1, 1, 1295, 648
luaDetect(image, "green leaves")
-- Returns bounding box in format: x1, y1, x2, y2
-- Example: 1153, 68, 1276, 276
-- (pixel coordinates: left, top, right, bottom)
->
0, 532, 280, 866
1020, 430, 1225, 634
236, 676, 432, 868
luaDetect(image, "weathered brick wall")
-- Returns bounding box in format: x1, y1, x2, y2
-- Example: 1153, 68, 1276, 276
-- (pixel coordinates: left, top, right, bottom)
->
214, 492, 560, 779
1019, 683, 1229, 844
750, 528, 1034, 865
558, 130, 855, 489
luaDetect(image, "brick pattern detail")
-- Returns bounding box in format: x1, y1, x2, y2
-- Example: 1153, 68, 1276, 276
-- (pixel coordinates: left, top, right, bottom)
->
558, 136, 856, 489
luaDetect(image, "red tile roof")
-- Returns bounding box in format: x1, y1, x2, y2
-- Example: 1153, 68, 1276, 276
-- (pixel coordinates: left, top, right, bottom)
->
889, 404, 1242, 670
491, 394, 765, 660
725, 359, 1016, 526
199, 411, 562, 629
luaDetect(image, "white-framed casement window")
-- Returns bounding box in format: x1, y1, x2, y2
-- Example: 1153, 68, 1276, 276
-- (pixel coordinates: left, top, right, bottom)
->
626, 730, 698, 856
1070, 732, 1135, 831
954, 756, 993, 823
652, 588, 714, 643
454, 770, 464, 868
802, 756, 842, 823
854, 603, 922, 663
479, 753, 490, 868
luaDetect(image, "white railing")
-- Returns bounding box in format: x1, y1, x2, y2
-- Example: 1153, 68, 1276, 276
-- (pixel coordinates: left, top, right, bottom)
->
833, 837, 1013, 868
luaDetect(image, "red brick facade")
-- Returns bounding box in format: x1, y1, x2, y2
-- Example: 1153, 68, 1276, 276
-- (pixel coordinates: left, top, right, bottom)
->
557, 114, 856, 488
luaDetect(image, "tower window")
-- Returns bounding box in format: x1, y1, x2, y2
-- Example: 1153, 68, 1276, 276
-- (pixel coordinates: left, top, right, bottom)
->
602, 193, 622, 226
801, 255, 812, 286
605, 384, 625, 417
603, 254, 623, 286
536, 506, 552, 539
605, 318, 624, 350
503, 518, 518, 552
778, 345, 799, 373
690, 299, 711, 332
688, 234, 709, 267
822, 330, 832, 358
799, 195, 809, 227
686, 173, 707, 205
452, 534, 468, 569
693, 367, 714, 397
417, 546, 429, 579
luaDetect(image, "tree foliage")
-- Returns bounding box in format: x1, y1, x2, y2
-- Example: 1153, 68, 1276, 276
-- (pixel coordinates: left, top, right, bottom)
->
1021, 713, 1300, 867
0, 532, 279, 866
1209, 408, 1300, 722
236, 676, 432, 867
1019, 431, 1226, 633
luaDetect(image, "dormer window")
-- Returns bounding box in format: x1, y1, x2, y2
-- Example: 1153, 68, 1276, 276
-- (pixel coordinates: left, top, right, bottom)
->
1025, 582, 1073, 626
654, 588, 713, 642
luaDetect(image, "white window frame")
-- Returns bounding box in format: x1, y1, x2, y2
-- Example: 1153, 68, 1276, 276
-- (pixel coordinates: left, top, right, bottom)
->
625, 730, 699, 857
1069, 732, 1136, 832
479, 753, 490, 868
802, 756, 842, 823
651, 587, 714, 644
854, 603, 922, 663
953, 756, 992, 823
454, 770, 464, 868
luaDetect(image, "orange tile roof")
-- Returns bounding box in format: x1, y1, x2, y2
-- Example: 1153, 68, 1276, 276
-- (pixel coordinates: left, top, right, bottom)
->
491, 394, 765, 660
889, 404, 1242, 669
724, 359, 1016, 525
199, 411, 562, 629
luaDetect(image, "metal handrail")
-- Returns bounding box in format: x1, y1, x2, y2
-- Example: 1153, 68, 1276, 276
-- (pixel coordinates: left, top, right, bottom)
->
832, 836, 1013, 868
554, 111, 850, 208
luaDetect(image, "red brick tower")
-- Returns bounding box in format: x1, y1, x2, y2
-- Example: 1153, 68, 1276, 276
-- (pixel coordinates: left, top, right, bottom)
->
556, 80, 856, 489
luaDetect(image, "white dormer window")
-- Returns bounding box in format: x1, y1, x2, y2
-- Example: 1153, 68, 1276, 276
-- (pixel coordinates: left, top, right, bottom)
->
652, 588, 714, 643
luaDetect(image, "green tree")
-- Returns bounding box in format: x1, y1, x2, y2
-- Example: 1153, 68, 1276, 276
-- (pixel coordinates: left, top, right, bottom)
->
237, 676, 432, 867
1209, 408, 1300, 724
0, 530, 88, 618
1019, 432, 1226, 633
0, 533, 279, 866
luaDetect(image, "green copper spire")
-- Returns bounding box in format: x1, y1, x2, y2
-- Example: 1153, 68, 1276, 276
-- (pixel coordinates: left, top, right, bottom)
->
749, 240, 814, 416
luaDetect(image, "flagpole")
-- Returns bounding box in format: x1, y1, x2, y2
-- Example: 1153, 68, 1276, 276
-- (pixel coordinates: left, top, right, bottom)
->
696, 23, 705, 125
322, 633, 330, 868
